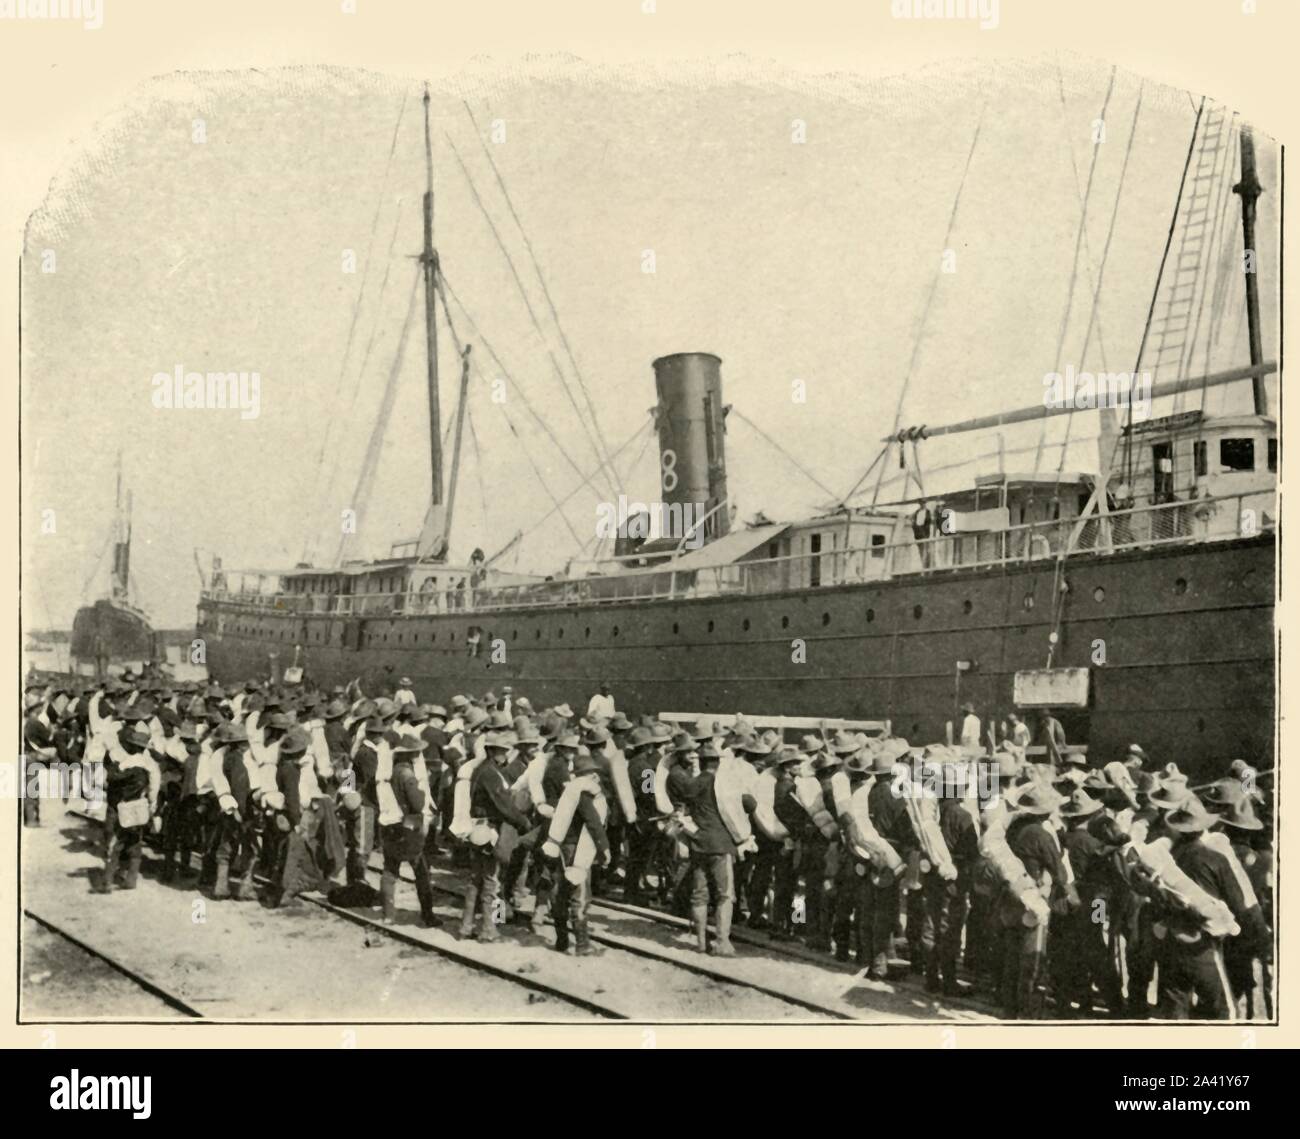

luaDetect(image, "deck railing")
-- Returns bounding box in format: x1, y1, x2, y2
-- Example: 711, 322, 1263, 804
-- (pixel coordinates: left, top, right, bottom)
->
198, 491, 1274, 620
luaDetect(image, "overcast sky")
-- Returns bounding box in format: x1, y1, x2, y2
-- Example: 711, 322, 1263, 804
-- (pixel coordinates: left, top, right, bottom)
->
21, 54, 1280, 627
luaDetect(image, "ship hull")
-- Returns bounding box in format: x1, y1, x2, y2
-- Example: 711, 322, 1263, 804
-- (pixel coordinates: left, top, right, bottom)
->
198, 536, 1275, 779
70, 598, 157, 671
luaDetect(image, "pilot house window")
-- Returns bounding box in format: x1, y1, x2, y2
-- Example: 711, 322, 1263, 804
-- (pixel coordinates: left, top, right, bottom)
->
1193, 440, 1207, 478
1220, 438, 1255, 472
1268, 438, 1277, 472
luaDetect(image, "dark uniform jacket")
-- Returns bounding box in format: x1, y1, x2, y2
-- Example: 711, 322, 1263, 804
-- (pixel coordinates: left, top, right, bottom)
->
469, 761, 532, 833
628, 751, 659, 819
353, 740, 380, 808
868, 778, 918, 855
106, 750, 152, 808
1169, 836, 1268, 948
938, 797, 980, 878
558, 787, 611, 858
673, 768, 735, 856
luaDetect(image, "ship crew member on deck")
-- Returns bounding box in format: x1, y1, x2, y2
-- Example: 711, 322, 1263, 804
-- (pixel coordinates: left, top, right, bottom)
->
911, 501, 935, 568
959, 703, 982, 751
394, 677, 417, 707
586, 682, 615, 722
1007, 713, 1031, 750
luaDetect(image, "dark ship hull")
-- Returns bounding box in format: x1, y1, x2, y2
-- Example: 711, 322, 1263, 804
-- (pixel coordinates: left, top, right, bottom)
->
198, 533, 1274, 779
71, 598, 157, 670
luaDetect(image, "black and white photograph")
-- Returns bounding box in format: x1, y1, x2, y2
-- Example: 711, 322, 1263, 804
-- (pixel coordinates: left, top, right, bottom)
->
7, 1, 1285, 1049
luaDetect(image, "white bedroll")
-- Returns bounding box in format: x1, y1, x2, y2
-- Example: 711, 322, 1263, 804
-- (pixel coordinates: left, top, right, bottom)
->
659, 712, 892, 736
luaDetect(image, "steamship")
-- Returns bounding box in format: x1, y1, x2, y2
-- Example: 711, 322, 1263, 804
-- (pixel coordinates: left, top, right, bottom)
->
70, 459, 158, 674
196, 91, 1277, 778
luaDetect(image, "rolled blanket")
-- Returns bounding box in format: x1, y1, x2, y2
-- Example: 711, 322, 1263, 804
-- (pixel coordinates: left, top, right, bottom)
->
978, 811, 1051, 927
605, 745, 638, 823
793, 775, 839, 841
752, 773, 789, 842
450, 755, 485, 839
846, 779, 903, 875
1202, 832, 1259, 909
1130, 834, 1239, 938
543, 773, 608, 883
715, 753, 754, 847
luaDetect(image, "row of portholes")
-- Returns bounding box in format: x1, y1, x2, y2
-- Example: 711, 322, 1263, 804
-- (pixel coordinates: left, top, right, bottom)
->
255, 580, 1197, 645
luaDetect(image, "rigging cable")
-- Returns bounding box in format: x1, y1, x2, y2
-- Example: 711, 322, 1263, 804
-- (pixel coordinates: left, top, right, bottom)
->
302, 93, 409, 564
729, 408, 838, 502
1053, 80, 1144, 497
870, 101, 986, 508
311, 198, 408, 563
1115, 97, 1206, 487
334, 267, 423, 566
1030, 65, 1116, 487
443, 133, 618, 501
438, 272, 632, 511
462, 100, 618, 489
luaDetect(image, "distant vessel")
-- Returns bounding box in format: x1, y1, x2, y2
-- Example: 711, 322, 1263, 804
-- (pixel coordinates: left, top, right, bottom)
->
197, 90, 1277, 777
70, 457, 157, 675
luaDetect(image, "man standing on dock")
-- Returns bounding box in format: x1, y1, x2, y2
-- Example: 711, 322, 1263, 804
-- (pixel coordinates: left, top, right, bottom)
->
586, 681, 615, 722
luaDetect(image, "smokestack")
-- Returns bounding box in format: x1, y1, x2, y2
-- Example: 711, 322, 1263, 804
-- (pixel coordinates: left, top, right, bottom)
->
652, 352, 729, 545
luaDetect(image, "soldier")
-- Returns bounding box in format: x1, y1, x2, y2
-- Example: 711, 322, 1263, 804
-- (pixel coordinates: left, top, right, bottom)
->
376, 732, 440, 927
95, 723, 160, 894
623, 726, 661, 905
209, 721, 260, 901
544, 747, 611, 955
1054, 788, 1126, 1016
998, 783, 1077, 1018
919, 760, 980, 996
462, 731, 532, 941
1158, 796, 1261, 1020
665, 738, 746, 957
769, 746, 810, 940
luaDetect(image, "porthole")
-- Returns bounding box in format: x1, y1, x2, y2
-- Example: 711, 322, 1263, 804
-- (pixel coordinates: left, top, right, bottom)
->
913, 605, 923, 620
1023, 594, 1035, 611
612, 625, 619, 638
584, 627, 591, 640
742, 618, 751, 631
1175, 577, 1188, 595
781, 616, 790, 629
1093, 587, 1105, 603
672, 623, 679, 634
821, 613, 830, 626
962, 599, 973, 615
707, 620, 715, 633
1196, 717, 1206, 733
535, 628, 542, 639
866, 608, 875, 623
512, 630, 518, 640
558, 627, 565, 639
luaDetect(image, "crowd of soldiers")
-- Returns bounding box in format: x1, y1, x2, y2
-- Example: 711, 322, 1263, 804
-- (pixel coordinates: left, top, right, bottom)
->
21, 667, 1274, 1021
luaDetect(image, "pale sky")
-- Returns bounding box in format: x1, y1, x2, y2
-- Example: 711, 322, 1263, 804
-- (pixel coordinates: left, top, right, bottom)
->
21, 55, 1280, 627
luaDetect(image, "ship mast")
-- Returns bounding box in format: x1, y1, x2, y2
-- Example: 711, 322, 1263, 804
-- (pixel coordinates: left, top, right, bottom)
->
1233, 125, 1268, 416
421, 85, 444, 519
443, 344, 473, 548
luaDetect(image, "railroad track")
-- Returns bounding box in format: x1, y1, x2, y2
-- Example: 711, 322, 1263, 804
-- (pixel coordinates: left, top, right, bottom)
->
23, 909, 206, 1019
55, 809, 859, 1021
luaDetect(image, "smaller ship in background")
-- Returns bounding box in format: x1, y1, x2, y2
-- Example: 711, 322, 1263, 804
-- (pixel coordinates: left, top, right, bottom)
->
69, 456, 158, 677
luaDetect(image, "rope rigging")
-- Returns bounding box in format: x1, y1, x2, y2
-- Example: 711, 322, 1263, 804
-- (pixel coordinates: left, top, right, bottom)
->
869, 100, 986, 509
302, 93, 409, 564
443, 132, 618, 503
461, 100, 618, 491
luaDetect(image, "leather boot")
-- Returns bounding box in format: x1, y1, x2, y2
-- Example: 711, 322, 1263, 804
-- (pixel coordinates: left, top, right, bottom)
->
199, 852, 217, 888
712, 900, 736, 957
380, 872, 398, 925
121, 849, 142, 891
414, 870, 441, 928
692, 904, 710, 953
160, 849, 176, 884
212, 859, 231, 900
236, 870, 259, 902
574, 919, 603, 957
478, 878, 501, 943
553, 912, 570, 953
458, 883, 479, 939
347, 852, 367, 887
